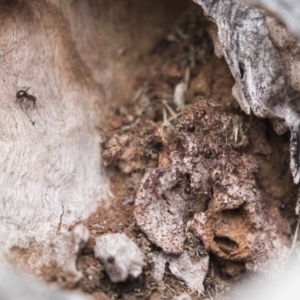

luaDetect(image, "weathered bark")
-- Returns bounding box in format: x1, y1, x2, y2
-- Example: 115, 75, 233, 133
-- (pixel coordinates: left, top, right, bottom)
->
0, 0, 109, 278
193, 0, 300, 184
2, 0, 300, 296
243, 0, 300, 38
0, 0, 185, 279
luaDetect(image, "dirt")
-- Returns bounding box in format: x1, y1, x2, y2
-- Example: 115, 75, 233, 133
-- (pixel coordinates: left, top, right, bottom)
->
62, 4, 298, 300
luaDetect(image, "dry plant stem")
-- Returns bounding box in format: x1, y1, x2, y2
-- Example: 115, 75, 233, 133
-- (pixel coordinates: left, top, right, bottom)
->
289, 216, 300, 256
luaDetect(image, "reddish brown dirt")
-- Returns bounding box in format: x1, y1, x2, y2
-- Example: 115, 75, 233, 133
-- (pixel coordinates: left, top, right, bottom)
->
70, 4, 298, 300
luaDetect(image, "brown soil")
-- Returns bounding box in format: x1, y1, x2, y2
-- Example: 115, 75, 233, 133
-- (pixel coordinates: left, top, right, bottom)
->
65, 3, 298, 300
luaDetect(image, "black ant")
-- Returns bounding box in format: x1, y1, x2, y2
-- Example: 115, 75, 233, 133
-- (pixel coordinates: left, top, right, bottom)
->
177, 177, 195, 213
16, 87, 36, 107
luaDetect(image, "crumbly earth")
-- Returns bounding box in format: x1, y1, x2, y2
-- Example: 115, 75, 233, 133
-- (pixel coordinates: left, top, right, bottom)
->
134, 98, 289, 273
57, 5, 298, 300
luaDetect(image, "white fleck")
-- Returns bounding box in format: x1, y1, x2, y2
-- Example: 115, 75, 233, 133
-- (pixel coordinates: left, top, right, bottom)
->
174, 82, 187, 111
173, 294, 192, 300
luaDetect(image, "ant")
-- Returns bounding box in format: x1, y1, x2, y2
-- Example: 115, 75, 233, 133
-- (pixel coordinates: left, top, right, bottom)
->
16, 87, 36, 107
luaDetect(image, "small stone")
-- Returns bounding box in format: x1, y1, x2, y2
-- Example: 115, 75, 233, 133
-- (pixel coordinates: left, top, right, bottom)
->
94, 233, 145, 282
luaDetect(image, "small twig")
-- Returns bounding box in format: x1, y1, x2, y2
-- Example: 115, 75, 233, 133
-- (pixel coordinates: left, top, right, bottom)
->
162, 107, 169, 126
175, 27, 188, 41
281, 146, 288, 165
290, 216, 300, 254
165, 283, 176, 295
215, 284, 218, 296
167, 110, 185, 122
163, 101, 177, 119
234, 126, 239, 143
216, 117, 232, 134
132, 87, 144, 103
207, 288, 213, 300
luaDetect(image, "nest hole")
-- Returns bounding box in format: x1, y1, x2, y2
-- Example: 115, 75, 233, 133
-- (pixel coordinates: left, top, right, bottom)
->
214, 236, 239, 254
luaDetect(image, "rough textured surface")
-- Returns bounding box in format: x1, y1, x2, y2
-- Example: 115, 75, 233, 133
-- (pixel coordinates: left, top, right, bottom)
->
0, 0, 111, 278
2, 0, 299, 298
265, 15, 300, 93
51, 224, 90, 281
135, 98, 289, 271
243, 0, 300, 38
97, 3, 299, 297
102, 120, 159, 174
193, 0, 300, 184
0, 267, 91, 300
0, 0, 186, 280
94, 233, 145, 283
134, 168, 187, 254
153, 251, 209, 295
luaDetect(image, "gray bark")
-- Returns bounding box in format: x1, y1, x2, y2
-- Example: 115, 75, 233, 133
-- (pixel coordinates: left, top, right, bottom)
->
194, 0, 300, 183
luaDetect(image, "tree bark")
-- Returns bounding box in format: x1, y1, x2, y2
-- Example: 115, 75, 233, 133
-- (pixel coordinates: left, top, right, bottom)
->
0, 0, 185, 279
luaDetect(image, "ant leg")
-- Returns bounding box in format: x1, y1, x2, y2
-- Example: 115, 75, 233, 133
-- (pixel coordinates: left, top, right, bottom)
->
32, 96, 36, 107
17, 97, 25, 109
27, 95, 36, 108
18, 97, 25, 103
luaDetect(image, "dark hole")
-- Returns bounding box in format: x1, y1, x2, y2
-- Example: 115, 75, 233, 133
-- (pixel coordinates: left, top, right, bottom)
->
151, 142, 163, 154
203, 197, 211, 211
107, 256, 115, 263
203, 149, 213, 159
279, 203, 286, 211
184, 187, 191, 194
185, 173, 191, 183
114, 107, 121, 115
172, 182, 181, 191
115, 275, 145, 295
222, 206, 244, 217
214, 236, 239, 253
239, 62, 245, 79
152, 108, 163, 123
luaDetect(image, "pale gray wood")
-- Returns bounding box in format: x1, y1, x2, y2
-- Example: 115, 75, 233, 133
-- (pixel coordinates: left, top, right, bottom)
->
194, 0, 300, 183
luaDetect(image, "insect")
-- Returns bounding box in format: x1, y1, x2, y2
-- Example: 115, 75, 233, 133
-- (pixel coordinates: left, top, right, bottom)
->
16, 87, 36, 107
187, 122, 195, 132
279, 203, 286, 211
203, 149, 214, 159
